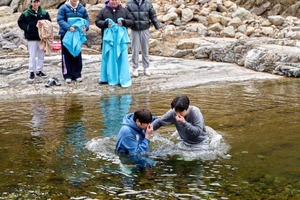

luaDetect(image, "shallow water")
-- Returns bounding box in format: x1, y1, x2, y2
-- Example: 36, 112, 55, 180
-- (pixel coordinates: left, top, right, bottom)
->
0, 78, 299, 199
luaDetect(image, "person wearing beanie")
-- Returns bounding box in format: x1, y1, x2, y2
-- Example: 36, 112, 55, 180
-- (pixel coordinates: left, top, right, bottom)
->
17, 0, 51, 83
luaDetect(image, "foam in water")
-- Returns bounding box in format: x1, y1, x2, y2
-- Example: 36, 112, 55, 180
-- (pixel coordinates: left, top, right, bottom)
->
150, 126, 231, 161
86, 126, 230, 163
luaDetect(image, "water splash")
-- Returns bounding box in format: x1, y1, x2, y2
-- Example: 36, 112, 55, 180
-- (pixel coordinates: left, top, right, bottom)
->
150, 126, 230, 161
86, 126, 230, 163
86, 137, 120, 164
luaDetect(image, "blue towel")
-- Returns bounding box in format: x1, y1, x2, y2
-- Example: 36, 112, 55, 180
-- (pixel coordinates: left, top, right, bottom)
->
62, 17, 87, 57
100, 18, 132, 87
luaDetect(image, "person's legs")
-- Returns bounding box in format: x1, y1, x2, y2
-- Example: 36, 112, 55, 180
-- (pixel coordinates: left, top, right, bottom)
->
61, 36, 72, 82
131, 30, 141, 71
36, 44, 45, 73
73, 53, 82, 81
140, 29, 150, 74
27, 41, 38, 81
27, 41, 37, 73
35, 43, 47, 77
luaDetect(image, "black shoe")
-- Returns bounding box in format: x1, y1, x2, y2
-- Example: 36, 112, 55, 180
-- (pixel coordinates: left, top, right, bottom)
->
28, 72, 35, 82
98, 81, 108, 84
52, 77, 61, 86
36, 71, 48, 78
45, 78, 54, 87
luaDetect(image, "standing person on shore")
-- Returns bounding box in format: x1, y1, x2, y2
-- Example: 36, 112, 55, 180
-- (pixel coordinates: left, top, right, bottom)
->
126, 0, 163, 77
17, 0, 51, 83
95, 0, 134, 87
57, 0, 90, 84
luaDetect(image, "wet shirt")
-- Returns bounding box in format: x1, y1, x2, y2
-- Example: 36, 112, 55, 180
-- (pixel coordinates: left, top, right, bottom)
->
152, 106, 207, 144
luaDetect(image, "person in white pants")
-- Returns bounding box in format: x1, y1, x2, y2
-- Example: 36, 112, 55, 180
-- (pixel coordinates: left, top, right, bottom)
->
17, 0, 51, 83
28, 40, 45, 79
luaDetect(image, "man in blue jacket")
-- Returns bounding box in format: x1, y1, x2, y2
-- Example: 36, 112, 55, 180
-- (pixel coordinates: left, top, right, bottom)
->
57, 0, 90, 83
115, 108, 157, 155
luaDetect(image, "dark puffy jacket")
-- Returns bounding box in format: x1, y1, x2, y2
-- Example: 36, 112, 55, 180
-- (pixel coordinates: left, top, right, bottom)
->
126, 0, 161, 31
17, 6, 51, 41
95, 5, 134, 38
57, 3, 90, 36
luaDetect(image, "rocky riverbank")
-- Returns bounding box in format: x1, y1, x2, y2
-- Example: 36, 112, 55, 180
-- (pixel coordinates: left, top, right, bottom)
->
0, 0, 299, 100
1, 0, 300, 79
0, 53, 281, 100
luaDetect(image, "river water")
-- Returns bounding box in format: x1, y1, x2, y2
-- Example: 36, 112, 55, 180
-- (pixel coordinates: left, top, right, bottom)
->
0, 78, 299, 199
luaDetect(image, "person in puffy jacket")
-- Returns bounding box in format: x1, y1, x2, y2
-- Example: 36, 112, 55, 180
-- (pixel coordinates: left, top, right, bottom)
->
126, 0, 163, 77
57, 0, 90, 84
17, 0, 51, 83
115, 108, 157, 156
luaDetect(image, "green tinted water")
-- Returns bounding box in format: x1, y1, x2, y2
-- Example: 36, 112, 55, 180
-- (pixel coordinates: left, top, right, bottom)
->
0, 79, 299, 199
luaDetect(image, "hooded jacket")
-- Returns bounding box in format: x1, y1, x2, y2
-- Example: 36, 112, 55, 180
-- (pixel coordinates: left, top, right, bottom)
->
57, 0, 90, 36
126, 0, 161, 31
115, 113, 156, 155
18, 5, 51, 40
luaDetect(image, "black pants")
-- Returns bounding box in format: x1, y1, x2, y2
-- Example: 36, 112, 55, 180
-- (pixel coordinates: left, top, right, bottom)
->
61, 36, 83, 80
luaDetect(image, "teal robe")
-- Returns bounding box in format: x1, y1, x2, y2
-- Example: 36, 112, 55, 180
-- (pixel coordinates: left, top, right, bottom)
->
100, 18, 132, 87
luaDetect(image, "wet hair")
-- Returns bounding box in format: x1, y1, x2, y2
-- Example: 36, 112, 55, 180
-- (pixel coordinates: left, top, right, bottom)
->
133, 109, 152, 124
171, 95, 190, 112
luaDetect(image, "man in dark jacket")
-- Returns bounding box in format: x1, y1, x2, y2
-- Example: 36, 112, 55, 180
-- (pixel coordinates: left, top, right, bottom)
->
18, 0, 51, 83
126, 0, 163, 77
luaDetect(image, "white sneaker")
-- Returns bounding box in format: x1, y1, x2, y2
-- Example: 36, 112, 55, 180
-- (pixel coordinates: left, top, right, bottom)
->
144, 68, 151, 76
132, 69, 138, 77
76, 77, 83, 82
65, 78, 71, 84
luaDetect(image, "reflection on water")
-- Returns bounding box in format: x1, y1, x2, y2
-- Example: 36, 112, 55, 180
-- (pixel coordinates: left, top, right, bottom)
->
55, 98, 89, 187
0, 79, 299, 199
100, 95, 132, 138
30, 102, 47, 136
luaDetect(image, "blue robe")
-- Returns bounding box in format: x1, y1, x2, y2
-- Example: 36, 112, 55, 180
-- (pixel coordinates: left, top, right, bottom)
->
100, 18, 132, 87
62, 17, 87, 57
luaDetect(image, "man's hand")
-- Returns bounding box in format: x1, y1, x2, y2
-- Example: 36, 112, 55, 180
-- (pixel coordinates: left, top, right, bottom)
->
176, 114, 185, 124
145, 124, 153, 139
